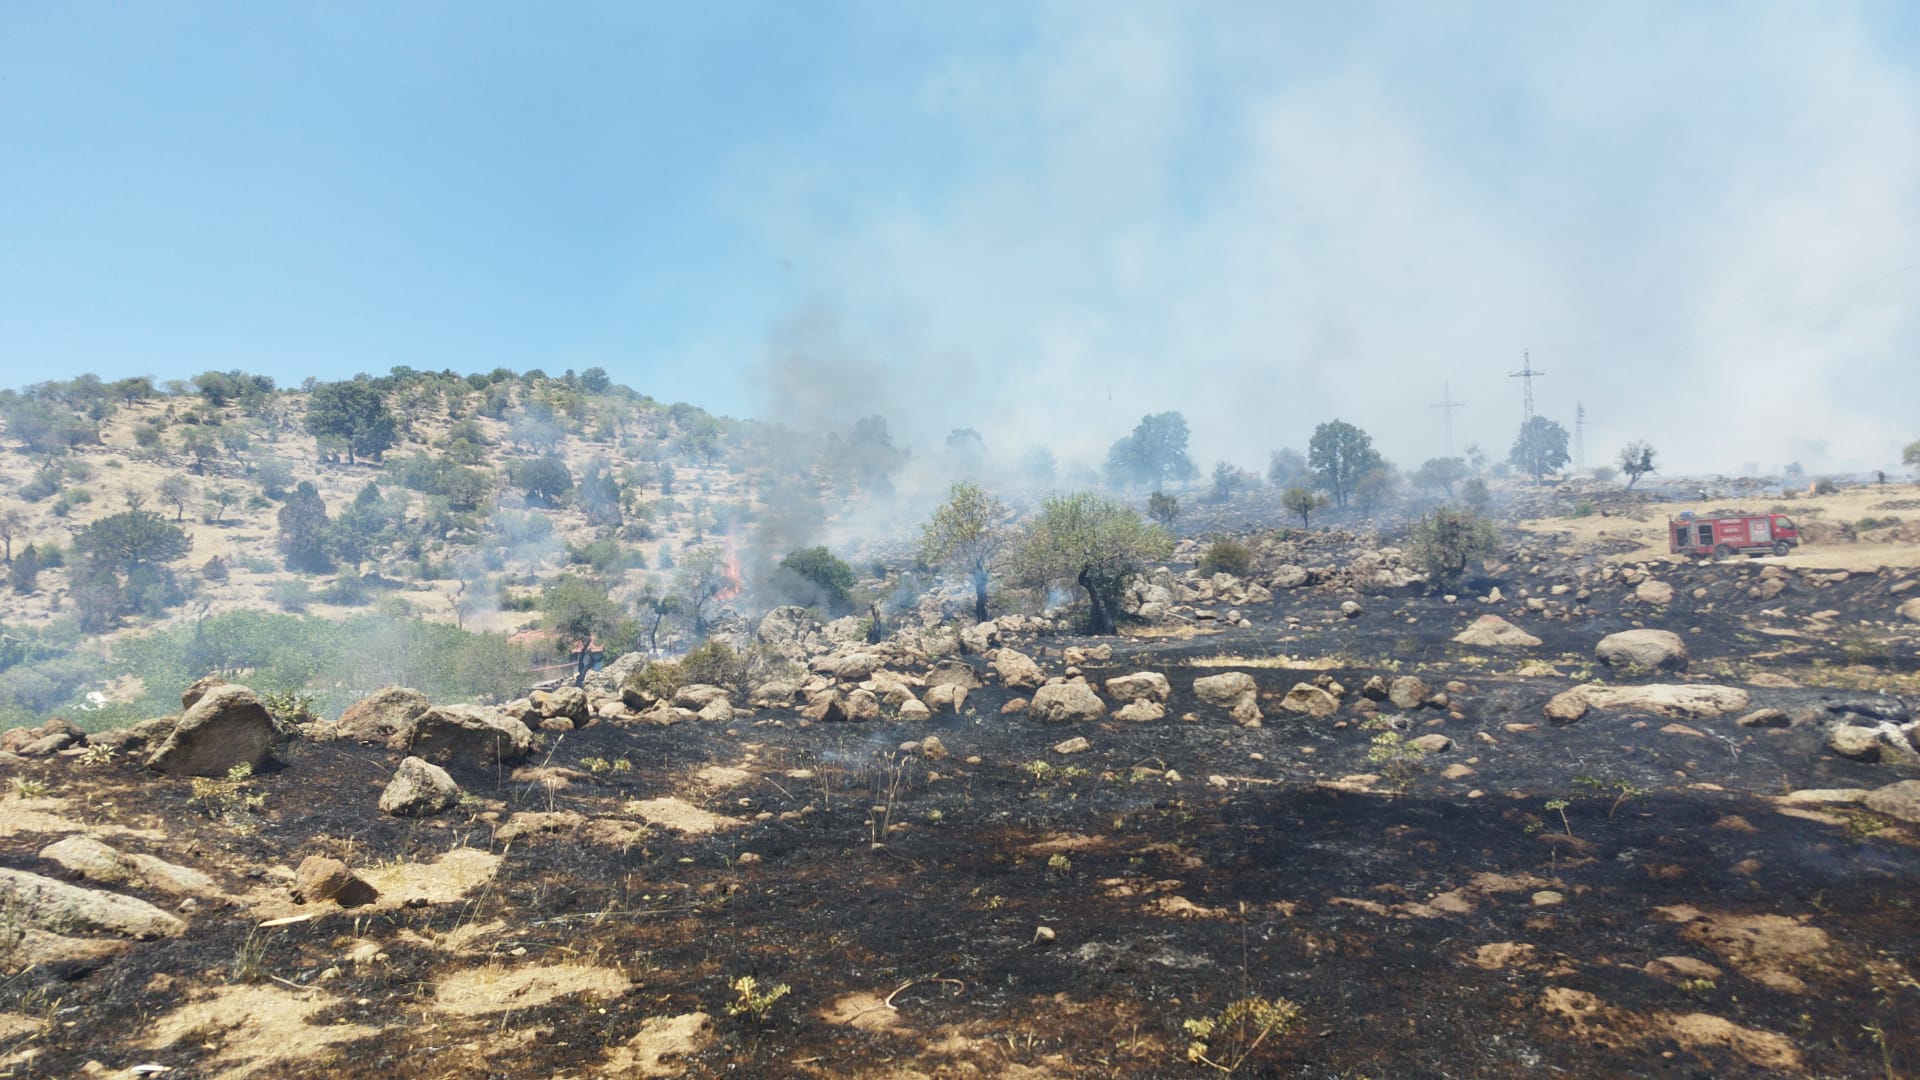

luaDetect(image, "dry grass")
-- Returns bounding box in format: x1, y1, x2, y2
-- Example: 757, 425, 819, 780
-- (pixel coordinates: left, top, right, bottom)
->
1517, 482, 1920, 568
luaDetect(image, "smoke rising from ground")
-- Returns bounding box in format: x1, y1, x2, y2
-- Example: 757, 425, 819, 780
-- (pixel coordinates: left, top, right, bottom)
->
727, 4, 1920, 478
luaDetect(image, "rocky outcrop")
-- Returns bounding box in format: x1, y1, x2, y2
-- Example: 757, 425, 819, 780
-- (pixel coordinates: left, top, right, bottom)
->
380, 756, 462, 816
146, 684, 279, 778
1029, 681, 1107, 723
0, 718, 87, 757
1596, 629, 1688, 673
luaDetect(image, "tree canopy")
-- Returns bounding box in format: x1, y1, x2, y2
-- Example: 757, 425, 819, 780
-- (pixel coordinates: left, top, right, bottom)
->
1412, 457, 1467, 498
1509, 416, 1571, 483
304, 380, 398, 463
1617, 440, 1657, 490
1011, 492, 1171, 634
1106, 412, 1197, 489
776, 546, 857, 616
919, 481, 1010, 623
1307, 420, 1383, 509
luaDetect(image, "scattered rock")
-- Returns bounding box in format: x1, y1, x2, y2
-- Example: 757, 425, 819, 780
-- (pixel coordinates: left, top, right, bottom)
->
1104, 672, 1171, 704
992, 648, 1046, 689
1543, 684, 1749, 722
379, 757, 461, 817
1387, 676, 1429, 711
1052, 736, 1091, 755
1633, 579, 1675, 605
146, 684, 279, 778
0, 867, 186, 939
919, 735, 948, 761
1736, 708, 1790, 729
1029, 681, 1108, 723
405, 705, 536, 768
1279, 682, 1339, 719
1862, 780, 1920, 824
1114, 700, 1167, 722
924, 684, 968, 714
925, 660, 983, 690
334, 686, 429, 744
843, 689, 882, 722
293, 856, 377, 907
1340, 600, 1364, 619
1193, 672, 1256, 708
1451, 615, 1542, 648
180, 675, 226, 710
1410, 733, 1454, 753
1596, 629, 1688, 673
897, 698, 931, 721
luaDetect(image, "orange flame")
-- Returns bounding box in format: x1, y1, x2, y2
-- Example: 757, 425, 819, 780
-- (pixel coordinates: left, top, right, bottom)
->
716, 534, 744, 603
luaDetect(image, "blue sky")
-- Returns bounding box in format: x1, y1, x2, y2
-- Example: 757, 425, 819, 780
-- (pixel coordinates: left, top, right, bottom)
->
4, 2, 1918, 474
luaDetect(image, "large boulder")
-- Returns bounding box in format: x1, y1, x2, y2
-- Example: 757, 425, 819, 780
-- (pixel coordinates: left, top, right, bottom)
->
146, 684, 278, 778
1387, 676, 1430, 711
404, 705, 535, 768
532, 685, 589, 722
755, 605, 828, 662
0, 867, 186, 939
1863, 780, 1920, 824
1543, 684, 1749, 724
1899, 597, 1920, 624
379, 756, 462, 817
293, 856, 376, 907
335, 686, 430, 744
1105, 672, 1171, 705
924, 684, 968, 714
1194, 672, 1263, 727
1596, 629, 1689, 673
1029, 681, 1108, 723
1633, 579, 1675, 606
1193, 672, 1257, 708
1279, 683, 1340, 719
992, 649, 1046, 690
1452, 615, 1542, 648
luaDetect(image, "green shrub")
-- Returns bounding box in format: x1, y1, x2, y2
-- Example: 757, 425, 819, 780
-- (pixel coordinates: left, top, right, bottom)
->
270, 580, 311, 612
1197, 537, 1255, 578
1409, 506, 1498, 592
316, 576, 373, 606
1813, 478, 1840, 495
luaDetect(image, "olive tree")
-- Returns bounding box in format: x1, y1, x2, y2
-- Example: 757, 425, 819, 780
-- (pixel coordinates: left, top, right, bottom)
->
1617, 440, 1657, 491
1282, 486, 1327, 528
1010, 492, 1171, 635
918, 481, 1009, 623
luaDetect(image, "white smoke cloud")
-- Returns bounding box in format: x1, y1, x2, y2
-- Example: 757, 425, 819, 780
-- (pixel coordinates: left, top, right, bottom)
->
729, 3, 1920, 477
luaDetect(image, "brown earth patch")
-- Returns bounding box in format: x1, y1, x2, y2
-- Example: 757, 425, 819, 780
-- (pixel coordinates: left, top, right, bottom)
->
144, 985, 379, 1079
433, 961, 630, 1016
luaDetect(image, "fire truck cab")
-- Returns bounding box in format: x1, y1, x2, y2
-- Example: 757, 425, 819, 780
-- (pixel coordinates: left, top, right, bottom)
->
1668, 511, 1799, 559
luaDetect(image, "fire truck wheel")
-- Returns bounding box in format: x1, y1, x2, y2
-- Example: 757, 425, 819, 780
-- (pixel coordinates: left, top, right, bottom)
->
1772, 541, 1790, 557
1712, 544, 1732, 559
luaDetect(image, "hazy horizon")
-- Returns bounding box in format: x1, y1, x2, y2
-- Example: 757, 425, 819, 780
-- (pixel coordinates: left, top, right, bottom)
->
5, 2, 1918, 478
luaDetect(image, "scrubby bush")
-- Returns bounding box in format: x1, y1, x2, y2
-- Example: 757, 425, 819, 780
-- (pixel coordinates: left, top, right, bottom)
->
1198, 537, 1255, 577
270, 580, 312, 612
775, 546, 856, 616
1409, 506, 1498, 592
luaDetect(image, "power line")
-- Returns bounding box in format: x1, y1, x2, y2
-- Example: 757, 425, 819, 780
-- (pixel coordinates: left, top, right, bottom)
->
1430, 382, 1465, 457
1575, 402, 1587, 471
1510, 351, 1545, 423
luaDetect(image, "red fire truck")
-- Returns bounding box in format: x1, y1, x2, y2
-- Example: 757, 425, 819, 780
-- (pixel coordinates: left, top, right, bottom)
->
1668, 511, 1799, 558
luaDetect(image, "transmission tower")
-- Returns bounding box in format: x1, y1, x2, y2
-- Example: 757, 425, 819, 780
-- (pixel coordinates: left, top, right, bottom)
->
1574, 402, 1587, 471
1430, 382, 1465, 457
1510, 351, 1545, 422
